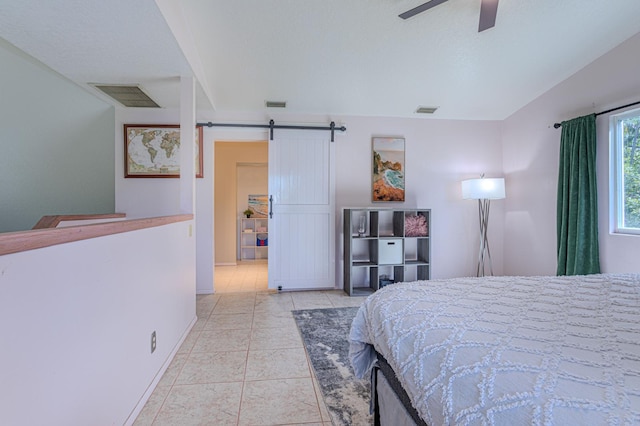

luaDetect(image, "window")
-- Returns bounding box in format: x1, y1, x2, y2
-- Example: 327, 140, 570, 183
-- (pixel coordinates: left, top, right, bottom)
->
612, 109, 640, 234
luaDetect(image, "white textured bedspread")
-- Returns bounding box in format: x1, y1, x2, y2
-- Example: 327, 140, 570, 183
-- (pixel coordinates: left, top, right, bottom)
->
349, 274, 640, 425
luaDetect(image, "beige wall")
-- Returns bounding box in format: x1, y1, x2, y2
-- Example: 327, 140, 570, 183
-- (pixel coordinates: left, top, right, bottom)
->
214, 141, 268, 264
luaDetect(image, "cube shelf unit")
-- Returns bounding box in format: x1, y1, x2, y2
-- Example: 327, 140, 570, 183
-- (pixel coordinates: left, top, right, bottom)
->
240, 217, 268, 260
343, 208, 430, 296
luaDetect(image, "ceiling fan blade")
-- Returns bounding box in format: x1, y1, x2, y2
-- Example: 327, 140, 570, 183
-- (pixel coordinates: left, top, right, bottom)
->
399, 0, 449, 20
478, 0, 499, 32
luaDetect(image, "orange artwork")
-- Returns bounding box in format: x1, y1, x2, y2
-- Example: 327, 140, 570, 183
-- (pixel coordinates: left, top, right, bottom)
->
372, 137, 405, 202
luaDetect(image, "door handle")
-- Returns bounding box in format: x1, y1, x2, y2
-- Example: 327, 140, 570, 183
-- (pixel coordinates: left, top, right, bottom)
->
269, 195, 273, 218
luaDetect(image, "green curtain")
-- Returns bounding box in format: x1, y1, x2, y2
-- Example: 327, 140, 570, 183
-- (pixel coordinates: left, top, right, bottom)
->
556, 113, 601, 275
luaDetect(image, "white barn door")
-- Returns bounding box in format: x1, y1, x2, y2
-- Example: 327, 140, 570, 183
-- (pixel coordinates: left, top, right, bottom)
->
268, 131, 335, 290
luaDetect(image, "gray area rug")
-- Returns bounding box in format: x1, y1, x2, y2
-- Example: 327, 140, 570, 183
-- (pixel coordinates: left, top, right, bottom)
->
293, 307, 372, 426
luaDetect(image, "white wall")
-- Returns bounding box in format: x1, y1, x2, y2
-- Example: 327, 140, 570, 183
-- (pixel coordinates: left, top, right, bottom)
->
502, 32, 640, 275
334, 115, 503, 282
0, 221, 196, 425
194, 111, 503, 284
115, 108, 214, 294
0, 38, 115, 233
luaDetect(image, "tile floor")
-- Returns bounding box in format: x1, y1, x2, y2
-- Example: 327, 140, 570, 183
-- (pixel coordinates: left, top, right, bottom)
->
214, 261, 269, 293
133, 262, 367, 425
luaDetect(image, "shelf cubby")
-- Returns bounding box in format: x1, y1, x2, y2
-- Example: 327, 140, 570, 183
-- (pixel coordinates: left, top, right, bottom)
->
239, 217, 268, 261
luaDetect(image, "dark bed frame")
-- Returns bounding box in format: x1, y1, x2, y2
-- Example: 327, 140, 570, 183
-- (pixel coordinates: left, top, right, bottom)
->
374, 353, 429, 426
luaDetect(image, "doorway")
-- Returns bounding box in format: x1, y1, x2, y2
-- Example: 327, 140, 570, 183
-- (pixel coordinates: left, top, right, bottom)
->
214, 142, 269, 293
213, 133, 335, 292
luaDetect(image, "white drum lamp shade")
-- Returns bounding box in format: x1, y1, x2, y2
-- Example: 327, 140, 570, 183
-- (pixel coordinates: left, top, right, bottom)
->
462, 178, 505, 200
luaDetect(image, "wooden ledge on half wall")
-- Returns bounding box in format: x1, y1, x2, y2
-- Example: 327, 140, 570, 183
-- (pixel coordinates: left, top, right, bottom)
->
0, 214, 194, 257
32, 213, 128, 229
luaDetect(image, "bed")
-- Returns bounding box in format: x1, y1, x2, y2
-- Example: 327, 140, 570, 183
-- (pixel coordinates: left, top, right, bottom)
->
349, 274, 640, 425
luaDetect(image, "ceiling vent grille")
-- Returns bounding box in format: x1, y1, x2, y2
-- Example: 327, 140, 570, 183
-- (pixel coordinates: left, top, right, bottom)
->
416, 106, 438, 114
92, 84, 160, 108
265, 100, 287, 108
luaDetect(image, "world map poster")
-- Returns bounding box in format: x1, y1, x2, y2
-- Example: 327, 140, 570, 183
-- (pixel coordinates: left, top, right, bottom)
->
372, 137, 405, 202
125, 124, 203, 178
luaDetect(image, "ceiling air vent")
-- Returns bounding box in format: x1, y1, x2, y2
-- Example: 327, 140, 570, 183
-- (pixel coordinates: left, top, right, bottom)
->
92, 84, 160, 108
416, 106, 438, 114
265, 100, 287, 108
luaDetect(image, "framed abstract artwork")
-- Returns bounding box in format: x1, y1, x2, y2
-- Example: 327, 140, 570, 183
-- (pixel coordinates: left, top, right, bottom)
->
372, 137, 405, 202
124, 124, 203, 178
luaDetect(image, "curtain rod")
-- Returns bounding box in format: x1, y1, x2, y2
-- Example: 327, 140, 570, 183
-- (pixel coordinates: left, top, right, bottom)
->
196, 119, 346, 142
553, 100, 640, 129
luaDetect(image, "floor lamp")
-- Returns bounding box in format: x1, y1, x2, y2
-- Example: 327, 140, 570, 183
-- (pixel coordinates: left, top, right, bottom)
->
462, 176, 505, 277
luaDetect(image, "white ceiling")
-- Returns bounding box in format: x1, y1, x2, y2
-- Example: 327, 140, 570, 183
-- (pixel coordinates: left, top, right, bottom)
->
2, 0, 640, 120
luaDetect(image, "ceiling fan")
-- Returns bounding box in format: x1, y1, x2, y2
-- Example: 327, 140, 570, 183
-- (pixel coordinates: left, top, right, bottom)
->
399, 0, 499, 32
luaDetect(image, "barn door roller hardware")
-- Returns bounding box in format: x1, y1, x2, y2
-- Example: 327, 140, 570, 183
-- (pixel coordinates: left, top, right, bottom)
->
196, 119, 346, 142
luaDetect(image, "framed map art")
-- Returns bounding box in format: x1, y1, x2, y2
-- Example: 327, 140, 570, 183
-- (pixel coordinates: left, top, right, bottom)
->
124, 124, 203, 178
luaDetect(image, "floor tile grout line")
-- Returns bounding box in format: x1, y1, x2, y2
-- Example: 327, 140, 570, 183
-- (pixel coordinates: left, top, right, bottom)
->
206, 293, 248, 426
236, 348, 250, 425
236, 297, 257, 426
149, 320, 204, 425
166, 379, 247, 387
148, 294, 221, 424
147, 387, 170, 426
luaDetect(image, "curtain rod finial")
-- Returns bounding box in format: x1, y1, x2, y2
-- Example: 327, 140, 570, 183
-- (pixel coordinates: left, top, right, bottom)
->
554, 123, 562, 129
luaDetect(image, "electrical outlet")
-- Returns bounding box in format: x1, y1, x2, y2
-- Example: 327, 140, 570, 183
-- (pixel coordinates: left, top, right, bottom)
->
151, 331, 157, 353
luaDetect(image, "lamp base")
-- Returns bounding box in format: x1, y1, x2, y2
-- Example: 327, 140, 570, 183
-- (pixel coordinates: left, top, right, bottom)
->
476, 198, 493, 277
